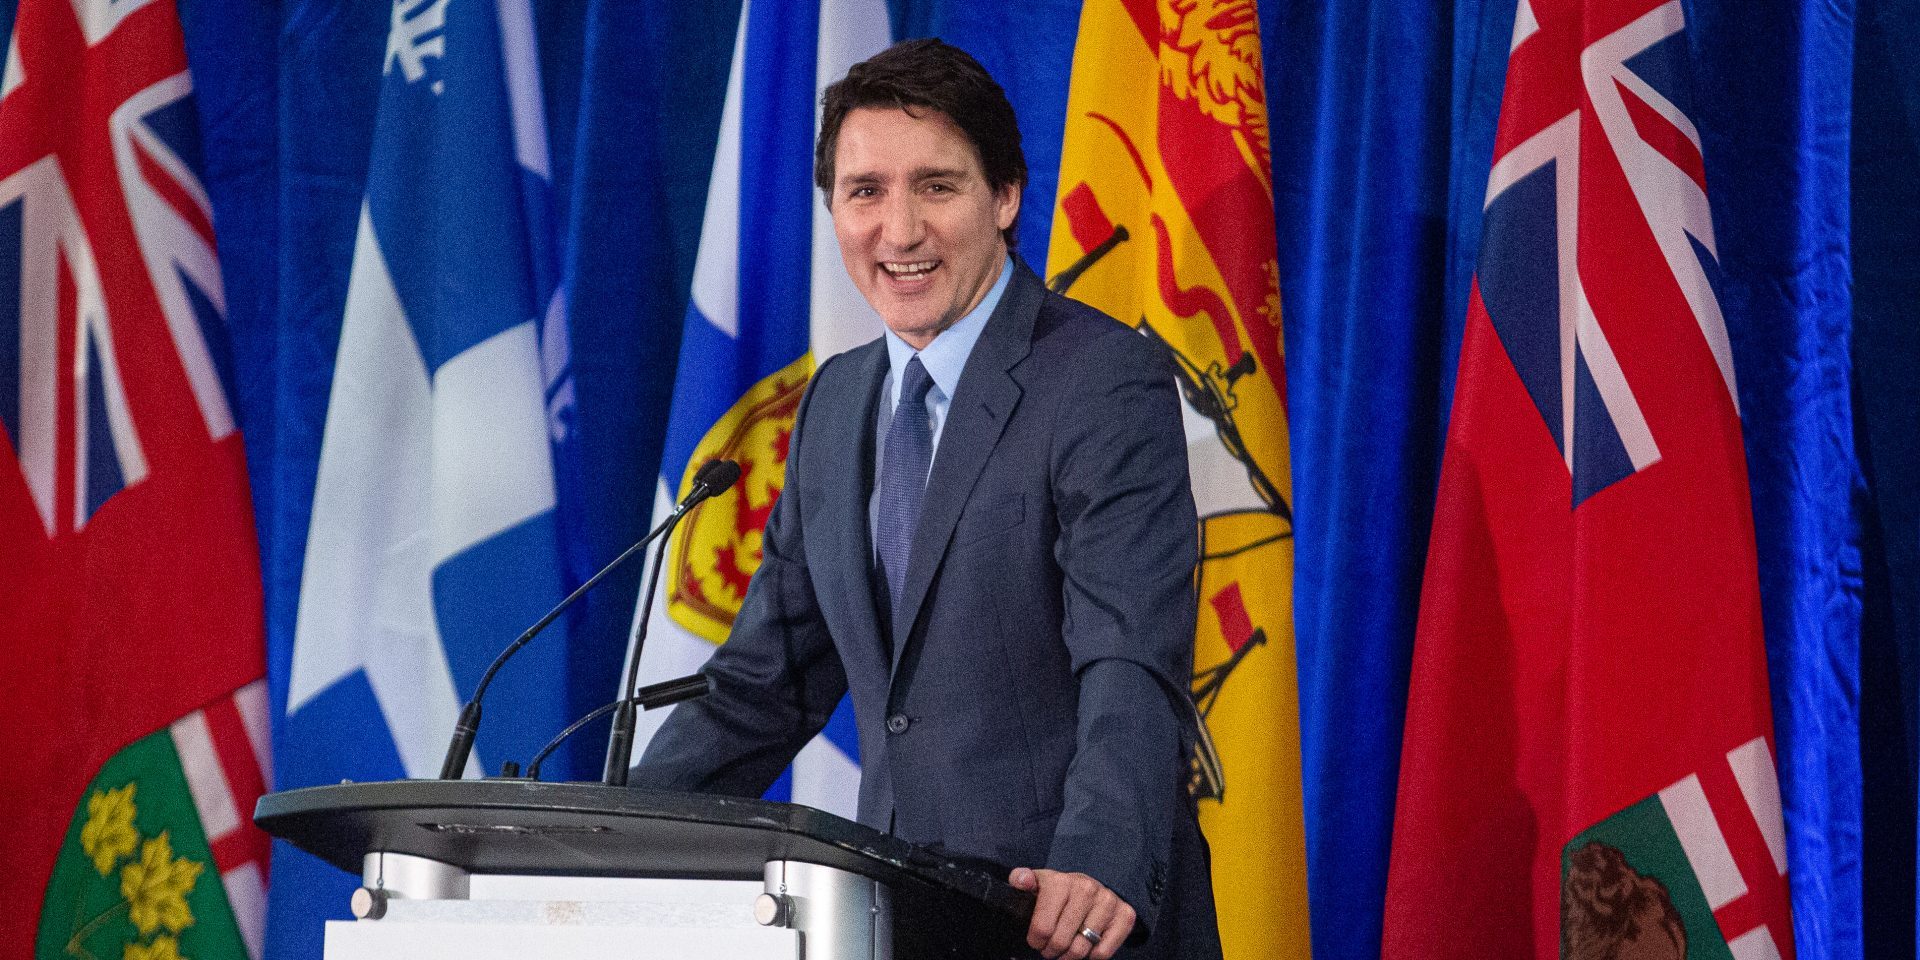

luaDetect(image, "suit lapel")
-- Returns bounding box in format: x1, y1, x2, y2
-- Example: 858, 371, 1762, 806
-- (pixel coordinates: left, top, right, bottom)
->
889, 265, 1042, 674
814, 342, 891, 682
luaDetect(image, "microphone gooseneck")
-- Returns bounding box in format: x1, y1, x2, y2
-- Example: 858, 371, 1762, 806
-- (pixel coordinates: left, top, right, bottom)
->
437, 458, 741, 781
602, 459, 743, 785
526, 673, 713, 780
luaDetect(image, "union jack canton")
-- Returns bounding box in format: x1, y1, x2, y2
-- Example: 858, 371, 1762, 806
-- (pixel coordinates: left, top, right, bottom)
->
1, 0, 232, 538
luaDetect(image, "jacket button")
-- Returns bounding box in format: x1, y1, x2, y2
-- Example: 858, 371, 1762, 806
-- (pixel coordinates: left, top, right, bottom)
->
886, 714, 910, 735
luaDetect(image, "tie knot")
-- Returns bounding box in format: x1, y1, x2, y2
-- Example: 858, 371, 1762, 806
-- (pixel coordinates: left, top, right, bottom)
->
899, 355, 934, 406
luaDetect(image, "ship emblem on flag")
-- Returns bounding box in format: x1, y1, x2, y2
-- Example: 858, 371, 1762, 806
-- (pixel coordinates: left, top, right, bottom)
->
1047, 1, 1311, 956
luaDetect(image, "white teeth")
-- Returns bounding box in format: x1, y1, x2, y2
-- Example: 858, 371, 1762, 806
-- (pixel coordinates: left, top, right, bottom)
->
882, 261, 937, 279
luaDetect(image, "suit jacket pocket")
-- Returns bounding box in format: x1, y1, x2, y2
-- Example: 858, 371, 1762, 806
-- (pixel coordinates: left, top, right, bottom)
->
942, 802, 1062, 872
956, 494, 1025, 546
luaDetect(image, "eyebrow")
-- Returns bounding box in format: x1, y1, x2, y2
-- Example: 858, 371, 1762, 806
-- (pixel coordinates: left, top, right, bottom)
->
836, 166, 975, 189
910, 166, 970, 181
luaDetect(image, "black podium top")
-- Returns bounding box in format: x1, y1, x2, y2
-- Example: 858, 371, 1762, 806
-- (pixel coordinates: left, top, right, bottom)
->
255, 779, 1033, 956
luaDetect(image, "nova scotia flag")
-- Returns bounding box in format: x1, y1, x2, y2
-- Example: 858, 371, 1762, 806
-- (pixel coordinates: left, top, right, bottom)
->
623, 0, 890, 819
265, 0, 581, 955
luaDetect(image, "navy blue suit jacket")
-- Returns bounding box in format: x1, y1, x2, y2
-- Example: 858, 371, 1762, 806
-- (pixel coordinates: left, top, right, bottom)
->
635, 263, 1220, 958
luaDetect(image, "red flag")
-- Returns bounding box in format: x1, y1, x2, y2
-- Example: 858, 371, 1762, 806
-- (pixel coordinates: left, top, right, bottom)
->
1383, 1, 1792, 958
0, 2, 268, 958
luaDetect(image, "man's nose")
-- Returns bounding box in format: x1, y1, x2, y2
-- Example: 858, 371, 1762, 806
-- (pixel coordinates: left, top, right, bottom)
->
879, 194, 925, 250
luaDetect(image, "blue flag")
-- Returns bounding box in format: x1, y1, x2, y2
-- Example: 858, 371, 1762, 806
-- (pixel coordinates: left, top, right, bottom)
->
265, 0, 581, 954
624, 0, 889, 818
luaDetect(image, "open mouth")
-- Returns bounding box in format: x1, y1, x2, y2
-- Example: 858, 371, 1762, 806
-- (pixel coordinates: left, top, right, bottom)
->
881, 260, 939, 283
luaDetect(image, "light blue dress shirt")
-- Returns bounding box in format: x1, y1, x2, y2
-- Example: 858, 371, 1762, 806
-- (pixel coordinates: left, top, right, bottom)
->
869, 256, 1014, 559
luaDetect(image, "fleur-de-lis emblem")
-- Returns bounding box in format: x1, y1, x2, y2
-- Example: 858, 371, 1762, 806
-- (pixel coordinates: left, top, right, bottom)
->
385, 0, 449, 94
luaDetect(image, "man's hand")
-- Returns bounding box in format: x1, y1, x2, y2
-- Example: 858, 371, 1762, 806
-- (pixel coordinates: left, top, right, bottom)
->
1008, 867, 1136, 960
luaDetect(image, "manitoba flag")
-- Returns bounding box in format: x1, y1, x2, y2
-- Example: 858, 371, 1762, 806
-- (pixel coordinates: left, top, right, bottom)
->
0, 1, 269, 958
1383, 1, 1792, 958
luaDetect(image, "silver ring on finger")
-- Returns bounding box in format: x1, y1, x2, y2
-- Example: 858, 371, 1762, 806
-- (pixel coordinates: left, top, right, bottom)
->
1079, 927, 1102, 947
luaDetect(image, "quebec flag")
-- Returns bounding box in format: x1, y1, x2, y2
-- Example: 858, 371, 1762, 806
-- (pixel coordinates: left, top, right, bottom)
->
623, 0, 890, 818
266, 0, 579, 955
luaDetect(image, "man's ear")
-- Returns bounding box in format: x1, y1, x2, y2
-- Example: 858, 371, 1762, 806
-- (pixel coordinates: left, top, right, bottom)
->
996, 183, 1022, 232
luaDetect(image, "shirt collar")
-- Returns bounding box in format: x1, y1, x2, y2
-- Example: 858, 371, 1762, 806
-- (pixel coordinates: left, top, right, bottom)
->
883, 255, 1013, 407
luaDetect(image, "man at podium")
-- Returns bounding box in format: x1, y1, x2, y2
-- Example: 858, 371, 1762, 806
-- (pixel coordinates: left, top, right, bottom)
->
633, 39, 1220, 960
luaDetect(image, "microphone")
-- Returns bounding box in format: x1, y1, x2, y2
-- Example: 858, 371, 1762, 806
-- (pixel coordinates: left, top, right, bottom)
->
436, 459, 742, 780
524, 673, 713, 780
686, 457, 743, 505
601, 460, 742, 784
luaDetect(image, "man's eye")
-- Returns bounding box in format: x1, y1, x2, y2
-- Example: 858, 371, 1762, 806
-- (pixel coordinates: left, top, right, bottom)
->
925, 183, 952, 194
849, 186, 876, 199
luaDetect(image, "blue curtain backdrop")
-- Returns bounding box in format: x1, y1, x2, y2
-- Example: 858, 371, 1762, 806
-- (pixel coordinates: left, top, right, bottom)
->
1855, 0, 1920, 955
1269, 2, 1482, 955
1688, 0, 1864, 954
1, 0, 1909, 955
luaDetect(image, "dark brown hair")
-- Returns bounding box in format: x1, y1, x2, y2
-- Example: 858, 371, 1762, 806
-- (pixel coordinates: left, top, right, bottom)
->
815, 38, 1027, 248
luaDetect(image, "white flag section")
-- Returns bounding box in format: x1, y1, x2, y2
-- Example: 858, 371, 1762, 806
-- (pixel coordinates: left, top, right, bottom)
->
280, 0, 577, 788
625, 0, 890, 820
810, 0, 891, 360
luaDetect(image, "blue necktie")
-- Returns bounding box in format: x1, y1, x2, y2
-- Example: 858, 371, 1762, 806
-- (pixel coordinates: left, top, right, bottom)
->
877, 356, 935, 612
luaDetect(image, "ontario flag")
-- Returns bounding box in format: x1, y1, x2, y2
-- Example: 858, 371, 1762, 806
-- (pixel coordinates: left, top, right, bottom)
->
1046, 0, 1309, 956
1382, 2, 1792, 958
0, 2, 270, 960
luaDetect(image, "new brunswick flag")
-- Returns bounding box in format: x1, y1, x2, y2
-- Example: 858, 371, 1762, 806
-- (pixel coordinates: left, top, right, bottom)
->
0, 2, 270, 959
1047, 1, 1308, 955
1383, 1, 1792, 957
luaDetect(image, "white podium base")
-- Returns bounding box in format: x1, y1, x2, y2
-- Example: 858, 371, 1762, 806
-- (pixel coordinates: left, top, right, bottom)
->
331, 854, 890, 960
324, 903, 799, 960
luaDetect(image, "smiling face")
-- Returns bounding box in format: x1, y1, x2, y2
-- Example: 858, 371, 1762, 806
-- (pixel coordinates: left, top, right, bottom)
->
829, 106, 1020, 350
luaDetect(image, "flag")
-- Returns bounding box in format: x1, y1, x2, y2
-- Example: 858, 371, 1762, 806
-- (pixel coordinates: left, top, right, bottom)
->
624, 0, 888, 817
1383, 1, 1793, 956
1045, 0, 1310, 955
264, 0, 585, 955
0, 0, 270, 958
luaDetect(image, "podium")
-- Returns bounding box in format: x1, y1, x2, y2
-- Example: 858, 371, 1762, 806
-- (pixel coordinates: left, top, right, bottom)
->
255, 780, 1035, 960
